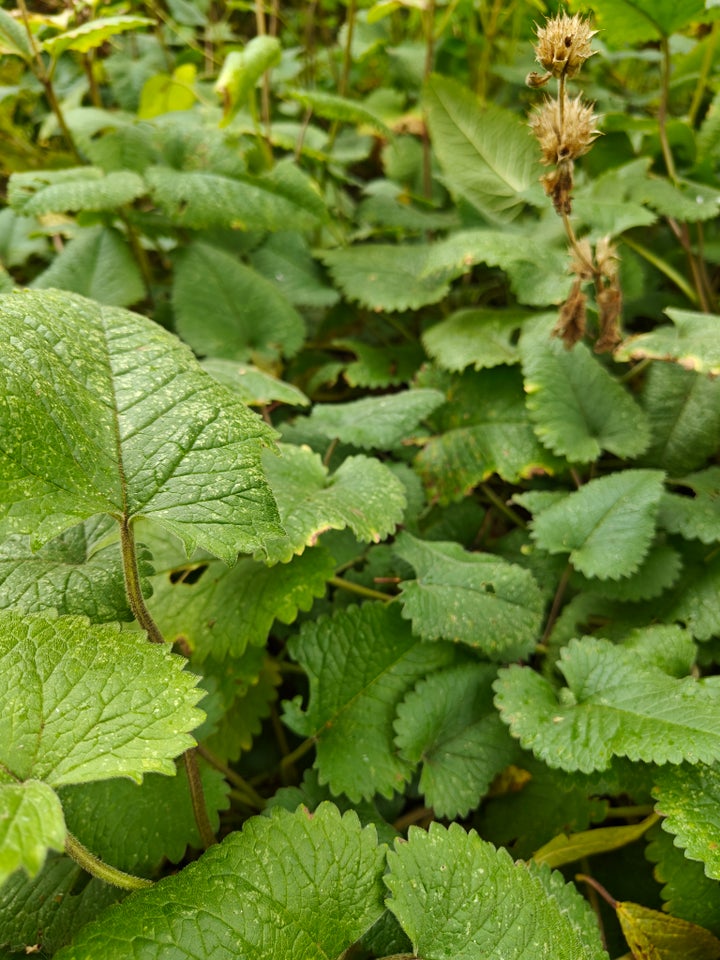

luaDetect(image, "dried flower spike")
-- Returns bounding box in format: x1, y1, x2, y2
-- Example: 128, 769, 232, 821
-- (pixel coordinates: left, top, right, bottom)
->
534, 11, 597, 80
530, 94, 599, 167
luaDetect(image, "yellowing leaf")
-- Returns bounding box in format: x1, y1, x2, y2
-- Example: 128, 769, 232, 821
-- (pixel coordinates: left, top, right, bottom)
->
533, 814, 659, 869
617, 900, 720, 960
138, 65, 197, 119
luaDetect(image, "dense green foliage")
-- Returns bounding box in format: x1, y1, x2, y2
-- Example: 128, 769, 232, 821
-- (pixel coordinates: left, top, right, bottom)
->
1, 0, 720, 957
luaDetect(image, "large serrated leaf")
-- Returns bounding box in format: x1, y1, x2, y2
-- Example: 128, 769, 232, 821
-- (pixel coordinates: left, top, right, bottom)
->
0, 289, 282, 561
284, 603, 458, 801
659, 469, 720, 544
286, 88, 391, 135
201, 358, 310, 407
261, 444, 406, 564
394, 664, 516, 818
306, 389, 444, 449
8, 168, 146, 216
42, 16, 153, 56
385, 822, 608, 960
494, 636, 720, 773
172, 241, 305, 362
424, 74, 540, 222
31, 226, 145, 307
55, 804, 386, 960
521, 315, 650, 462
0, 781, 65, 888
0, 611, 204, 787
617, 309, 720, 376
653, 763, 720, 880
646, 823, 720, 935
571, 0, 710, 44
0, 516, 151, 622
422, 307, 530, 371
395, 532, 544, 661
525, 470, 666, 580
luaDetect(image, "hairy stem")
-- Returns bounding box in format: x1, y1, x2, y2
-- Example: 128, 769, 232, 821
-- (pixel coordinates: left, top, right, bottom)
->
183, 749, 218, 848
328, 576, 393, 602
479, 483, 527, 529
65, 832, 153, 890
197, 744, 266, 810
119, 517, 164, 645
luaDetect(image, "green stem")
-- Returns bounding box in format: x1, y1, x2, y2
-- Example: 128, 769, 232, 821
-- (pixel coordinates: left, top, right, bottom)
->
196, 744, 266, 810
119, 517, 165, 645
65, 832, 153, 890
279, 737, 314, 779
479, 483, 526, 530
620, 235, 698, 304
118, 210, 154, 298
657, 37, 678, 185
183, 749, 218, 848
602, 804, 655, 820
541, 564, 572, 645
328, 576, 393, 602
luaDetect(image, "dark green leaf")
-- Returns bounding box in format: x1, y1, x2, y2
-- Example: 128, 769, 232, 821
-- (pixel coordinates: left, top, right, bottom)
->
8, 168, 145, 216
306, 389, 445, 449
654, 762, 720, 879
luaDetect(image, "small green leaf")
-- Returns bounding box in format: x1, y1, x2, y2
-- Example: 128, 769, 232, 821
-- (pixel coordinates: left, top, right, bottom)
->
395, 532, 544, 661
173, 241, 305, 362
658, 545, 720, 641
261, 444, 406, 564
660, 469, 720, 544
617, 309, 720, 376
571, 542, 682, 602
0, 209, 47, 268
8, 168, 146, 216
533, 814, 658, 869
646, 823, 720, 935
306, 390, 445, 449
249, 232, 339, 309
0, 8, 33, 61
0, 611, 205, 786
284, 603, 458, 801
215, 38, 282, 122
385, 822, 608, 960
335, 339, 425, 389
42, 16, 153, 56
495, 636, 720, 773
0, 781, 65, 887
285, 88, 392, 136
423, 307, 530, 371
521, 315, 650, 462
201, 359, 310, 407
394, 664, 516, 818
54, 804, 386, 960
654, 762, 720, 880
527, 470, 666, 580
574, 0, 710, 44
138, 65, 197, 119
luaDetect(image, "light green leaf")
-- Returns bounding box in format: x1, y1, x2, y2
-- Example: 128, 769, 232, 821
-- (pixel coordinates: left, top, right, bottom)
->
395, 532, 544, 661
55, 804, 386, 960
533, 814, 658, 869
215, 38, 282, 122
0, 209, 47, 267
423, 307, 530, 371
8, 168, 146, 216
617, 309, 720, 376
201, 359, 310, 408
0, 289, 282, 560
58, 763, 229, 876
494, 636, 720, 773
172, 242, 305, 362
201, 655, 280, 762
138, 65, 197, 119
660, 469, 720, 544
394, 664, 516, 818
646, 823, 720, 935
639, 362, 720, 475
42, 16, 153, 56
31, 226, 145, 307
0, 516, 151, 622
415, 366, 561, 503
654, 762, 720, 879
424, 74, 540, 222
336, 339, 425, 388
572, 542, 682, 602
148, 545, 334, 661
659, 545, 720, 641
261, 444, 406, 564
284, 603, 458, 801
0, 781, 65, 888
521, 315, 650, 462
306, 389, 445, 449
527, 470, 666, 580
385, 822, 608, 960
249, 232, 339, 308
146, 161, 325, 230
286, 88, 392, 135
0, 8, 33, 61
570, 0, 709, 44
0, 611, 204, 787
633, 177, 720, 223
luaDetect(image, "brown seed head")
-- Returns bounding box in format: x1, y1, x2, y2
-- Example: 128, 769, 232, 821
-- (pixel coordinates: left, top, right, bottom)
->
553, 277, 587, 348
534, 12, 597, 80
530, 94, 600, 166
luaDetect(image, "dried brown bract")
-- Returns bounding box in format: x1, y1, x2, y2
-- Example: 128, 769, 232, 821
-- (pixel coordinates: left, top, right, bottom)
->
530, 95, 599, 166
533, 12, 597, 80
554, 277, 587, 348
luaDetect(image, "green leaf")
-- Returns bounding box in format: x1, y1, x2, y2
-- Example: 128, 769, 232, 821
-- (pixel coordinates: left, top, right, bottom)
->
385, 822, 608, 960
146, 161, 325, 230
533, 814, 657, 869
653, 762, 720, 879
172, 242, 305, 362
0, 781, 65, 887
138, 65, 197, 119
572, 542, 683, 602
494, 636, 720, 773
261, 444, 406, 564
646, 823, 720, 935
617, 898, 720, 960
415, 367, 561, 503
55, 804, 386, 960
526, 470, 666, 580
394, 664, 516, 818
148, 545, 334, 661
58, 763, 229, 875
422, 307, 530, 371
0, 209, 47, 267
8, 168, 146, 216
31, 226, 145, 307
0, 289, 282, 561
285, 88, 392, 136
617, 309, 720, 376
659, 469, 720, 544
42, 16, 153, 56
424, 74, 540, 222
520, 315, 650, 462
201, 359, 310, 407
658, 545, 720, 641
0, 8, 33, 61
215, 38, 282, 122
632, 178, 720, 224
249, 232, 339, 309
395, 531, 544, 661
571, 0, 709, 44
0, 516, 151, 622
306, 389, 445, 449
0, 611, 204, 786
284, 603, 458, 801
639, 362, 720, 475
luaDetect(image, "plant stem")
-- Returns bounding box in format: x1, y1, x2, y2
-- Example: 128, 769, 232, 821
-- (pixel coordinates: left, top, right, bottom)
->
541, 564, 572, 645
421, 0, 437, 200
602, 804, 655, 820
657, 38, 678, 185
620, 235, 697, 304
328, 576, 393, 602
183, 749, 218, 848
479, 483, 526, 529
279, 737, 314, 781
688, 22, 718, 127
196, 744, 266, 810
65, 832, 153, 890
119, 517, 165, 645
